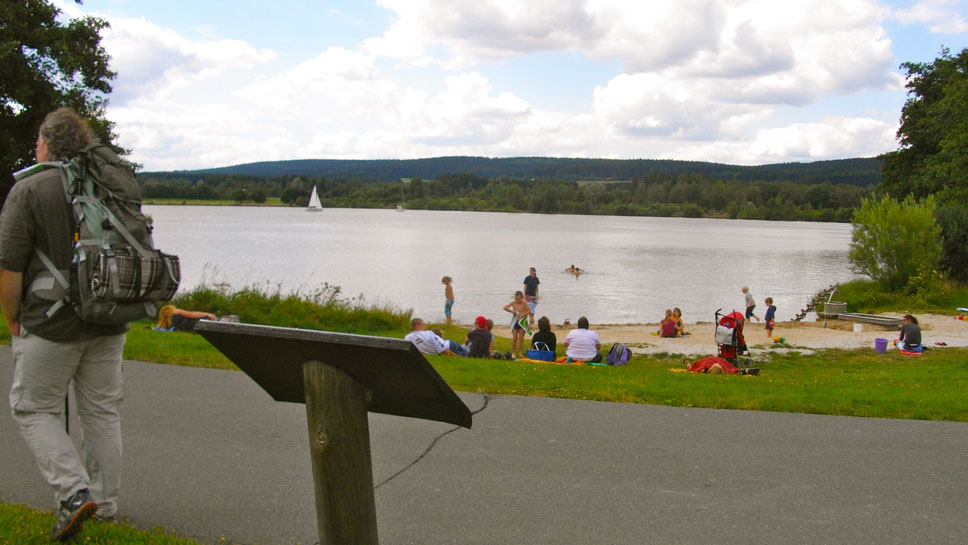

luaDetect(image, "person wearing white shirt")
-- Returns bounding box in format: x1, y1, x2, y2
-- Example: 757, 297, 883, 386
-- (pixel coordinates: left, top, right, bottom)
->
404, 317, 458, 356
563, 316, 602, 362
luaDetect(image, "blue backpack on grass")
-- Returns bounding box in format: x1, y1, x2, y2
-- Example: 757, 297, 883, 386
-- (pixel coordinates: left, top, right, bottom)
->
606, 343, 632, 366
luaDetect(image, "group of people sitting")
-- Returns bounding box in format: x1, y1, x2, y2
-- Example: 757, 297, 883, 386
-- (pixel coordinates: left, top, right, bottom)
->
404, 315, 605, 363
657, 307, 686, 337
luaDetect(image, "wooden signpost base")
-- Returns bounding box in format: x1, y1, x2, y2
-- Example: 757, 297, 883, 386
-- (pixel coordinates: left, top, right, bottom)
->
304, 361, 379, 545
195, 322, 472, 544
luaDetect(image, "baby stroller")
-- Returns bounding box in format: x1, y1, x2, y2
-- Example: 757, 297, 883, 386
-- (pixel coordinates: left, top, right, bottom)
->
714, 309, 754, 368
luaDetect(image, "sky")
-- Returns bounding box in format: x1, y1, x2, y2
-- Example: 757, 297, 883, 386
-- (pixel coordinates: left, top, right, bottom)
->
55, 0, 968, 171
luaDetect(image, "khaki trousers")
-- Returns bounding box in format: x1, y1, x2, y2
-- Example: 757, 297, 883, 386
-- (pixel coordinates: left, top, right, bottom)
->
9, 330, 125, 515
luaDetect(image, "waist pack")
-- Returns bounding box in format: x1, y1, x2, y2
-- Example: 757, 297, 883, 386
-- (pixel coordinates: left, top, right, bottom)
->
526, 342, 555, 362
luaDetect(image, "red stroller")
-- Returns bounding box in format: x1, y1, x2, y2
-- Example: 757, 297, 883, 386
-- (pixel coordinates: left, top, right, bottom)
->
715, 309, 753, 368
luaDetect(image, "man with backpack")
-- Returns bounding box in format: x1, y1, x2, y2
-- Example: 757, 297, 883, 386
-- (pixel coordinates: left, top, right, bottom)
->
0, 108, 134, 540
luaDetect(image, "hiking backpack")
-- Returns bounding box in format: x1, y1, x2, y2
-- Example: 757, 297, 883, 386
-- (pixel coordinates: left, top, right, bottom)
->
606, 343, 632, 366
14, 144, 180, 325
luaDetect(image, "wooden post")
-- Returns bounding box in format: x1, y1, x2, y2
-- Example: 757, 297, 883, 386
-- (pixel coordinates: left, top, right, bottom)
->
303, 360, 379, 545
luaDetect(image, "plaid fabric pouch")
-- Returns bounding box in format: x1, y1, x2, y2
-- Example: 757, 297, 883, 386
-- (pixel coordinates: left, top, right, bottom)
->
89, 247, 180, 302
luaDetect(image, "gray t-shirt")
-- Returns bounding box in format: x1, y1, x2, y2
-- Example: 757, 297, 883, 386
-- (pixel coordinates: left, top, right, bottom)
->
0, 167, 127, 341
899, 322, 921, 348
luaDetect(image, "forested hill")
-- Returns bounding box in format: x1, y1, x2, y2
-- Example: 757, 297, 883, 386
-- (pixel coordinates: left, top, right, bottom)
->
159, 156, 881, 186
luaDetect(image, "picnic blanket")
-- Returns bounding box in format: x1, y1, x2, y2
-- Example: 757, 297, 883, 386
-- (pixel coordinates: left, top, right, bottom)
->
517, 357, 585, 366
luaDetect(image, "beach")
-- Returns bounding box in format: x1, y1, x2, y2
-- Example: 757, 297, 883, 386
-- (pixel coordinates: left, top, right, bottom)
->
492, 313, 968, 356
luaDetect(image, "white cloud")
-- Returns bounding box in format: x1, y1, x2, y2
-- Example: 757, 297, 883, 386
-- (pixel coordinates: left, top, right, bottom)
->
893, 0, 968, 33
58, 0, 913, 170
660, 116, 898, 164
100, 16, 276, 104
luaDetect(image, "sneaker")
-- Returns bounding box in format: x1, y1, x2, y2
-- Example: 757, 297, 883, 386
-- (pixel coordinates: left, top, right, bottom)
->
94, 513, 119, 524
50, 488, 98, 542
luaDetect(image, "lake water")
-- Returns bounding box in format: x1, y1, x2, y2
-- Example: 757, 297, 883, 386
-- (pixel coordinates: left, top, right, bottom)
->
145, 206, 860, 325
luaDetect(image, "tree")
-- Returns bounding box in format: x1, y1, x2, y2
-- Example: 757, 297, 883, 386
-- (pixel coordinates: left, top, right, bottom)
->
280, 177, 306, 205
1, 0, 119, 202
880, 47, 968, 201
878, 47, 968, 282
849, 196, 941, 291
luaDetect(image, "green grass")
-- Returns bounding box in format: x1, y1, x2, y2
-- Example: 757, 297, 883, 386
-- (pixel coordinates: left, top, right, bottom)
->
4, 286, 968, 542
0, 502, 213, 545
423, 346, 968, 421
172, 284, 411, 337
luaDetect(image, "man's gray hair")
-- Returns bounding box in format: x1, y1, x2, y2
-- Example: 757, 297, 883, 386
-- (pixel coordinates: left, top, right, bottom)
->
38, 107, 97, 160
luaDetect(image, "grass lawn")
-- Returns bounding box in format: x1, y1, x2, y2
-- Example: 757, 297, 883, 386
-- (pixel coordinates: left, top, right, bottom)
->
3, 315, 967, 544
4, 320, 966, 422
0, 501, 213, 545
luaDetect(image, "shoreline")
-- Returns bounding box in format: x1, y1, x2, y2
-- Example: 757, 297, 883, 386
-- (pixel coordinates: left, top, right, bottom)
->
487, 313, 968, 355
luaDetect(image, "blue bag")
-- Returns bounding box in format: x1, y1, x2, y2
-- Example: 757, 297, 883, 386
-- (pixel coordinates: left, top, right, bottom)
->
526, 342, 554, 362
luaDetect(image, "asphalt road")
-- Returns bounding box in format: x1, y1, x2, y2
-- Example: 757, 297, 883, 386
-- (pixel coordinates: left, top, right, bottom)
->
2, 347, 966, 544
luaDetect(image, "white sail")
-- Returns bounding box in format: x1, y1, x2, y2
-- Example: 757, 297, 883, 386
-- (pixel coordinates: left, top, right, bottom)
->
306, 186, 322, 211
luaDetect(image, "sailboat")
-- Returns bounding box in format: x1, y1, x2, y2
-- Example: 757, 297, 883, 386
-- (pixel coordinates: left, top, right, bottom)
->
306, 186, 322, 212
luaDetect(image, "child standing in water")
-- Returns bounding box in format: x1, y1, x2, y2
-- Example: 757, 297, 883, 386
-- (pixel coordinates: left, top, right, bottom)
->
442, 276, 454, 324
503, 291, 532, 359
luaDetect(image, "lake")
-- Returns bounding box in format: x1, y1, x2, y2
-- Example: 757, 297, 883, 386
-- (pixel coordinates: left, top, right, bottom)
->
145, 206, 860, 325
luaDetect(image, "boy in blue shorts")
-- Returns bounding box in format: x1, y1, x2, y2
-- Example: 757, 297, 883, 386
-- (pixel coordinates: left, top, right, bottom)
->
442, 276, 454, 324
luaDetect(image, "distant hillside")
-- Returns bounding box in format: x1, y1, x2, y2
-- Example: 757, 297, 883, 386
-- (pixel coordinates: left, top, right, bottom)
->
152, 156, 882, 186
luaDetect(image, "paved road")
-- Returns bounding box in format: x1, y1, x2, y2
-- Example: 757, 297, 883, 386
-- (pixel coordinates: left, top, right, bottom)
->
2, 347, 966, 544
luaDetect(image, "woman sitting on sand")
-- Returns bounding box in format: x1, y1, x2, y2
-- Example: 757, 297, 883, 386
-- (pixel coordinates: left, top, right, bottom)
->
673, 307, 686, 336
659, 309, 678, 338
894, 314, 923, 352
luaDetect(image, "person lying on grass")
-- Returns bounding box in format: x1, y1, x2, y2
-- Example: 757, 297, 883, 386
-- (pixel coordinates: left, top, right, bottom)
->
404, 318, 462, 356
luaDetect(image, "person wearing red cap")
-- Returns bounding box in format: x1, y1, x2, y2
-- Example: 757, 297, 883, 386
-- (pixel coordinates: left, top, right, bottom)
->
465, 315, 493, 357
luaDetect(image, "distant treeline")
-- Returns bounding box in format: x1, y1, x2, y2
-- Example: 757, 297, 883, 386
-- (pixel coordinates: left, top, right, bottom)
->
152, 155, 882, 186
139, 171, 871, 222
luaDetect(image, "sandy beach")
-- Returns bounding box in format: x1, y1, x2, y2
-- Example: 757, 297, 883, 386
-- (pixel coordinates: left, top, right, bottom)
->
491, 313, 968, 356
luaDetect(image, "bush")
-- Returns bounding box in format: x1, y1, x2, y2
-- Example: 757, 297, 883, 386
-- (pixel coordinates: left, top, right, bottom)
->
849, 195, 942, 291
937, 203, 968, 283
171, 283, 412, 335
830, 277, 968, 314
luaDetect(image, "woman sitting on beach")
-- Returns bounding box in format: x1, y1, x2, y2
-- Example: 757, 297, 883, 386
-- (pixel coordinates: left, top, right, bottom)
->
673, 307, 686, 336
156, 305, 217, 333
894, 314, 923, 352
658, 309, 678, 338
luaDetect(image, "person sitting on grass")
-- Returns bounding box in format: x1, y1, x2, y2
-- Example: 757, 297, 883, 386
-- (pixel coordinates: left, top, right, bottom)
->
156, 305, 217, 333
564, 316, 602, 363
894, 314, 923, 352
530, 316, 557, 355
466, 316, 493, 358
405, 318, 460, 356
